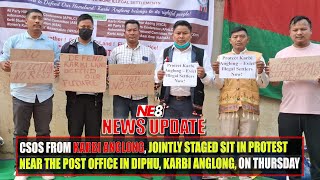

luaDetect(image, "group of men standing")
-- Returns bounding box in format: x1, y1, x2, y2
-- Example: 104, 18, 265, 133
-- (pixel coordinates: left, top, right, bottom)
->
0, 8, 319, 180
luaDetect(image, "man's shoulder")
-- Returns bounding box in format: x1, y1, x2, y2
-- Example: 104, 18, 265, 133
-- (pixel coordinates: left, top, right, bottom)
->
111, 43, 125, 51
246, 50, 262, 58
220, 51, 233, 56
275, 45, 293, 57
310, 42, 320, 50
191, 44, 204, 51
93, 40, 104, 48
60, 39, 77, 53
139, 44, 155, 53
6, 32, 25, 42
62, 39, 77, 47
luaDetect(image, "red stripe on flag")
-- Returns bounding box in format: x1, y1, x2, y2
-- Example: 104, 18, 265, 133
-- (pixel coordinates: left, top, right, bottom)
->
224, 0, 320, 41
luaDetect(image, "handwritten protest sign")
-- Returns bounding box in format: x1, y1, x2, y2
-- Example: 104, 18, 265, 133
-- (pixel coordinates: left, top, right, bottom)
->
219, 55, 256, 79
108, 64, 154, 95
10, 49, 54, 83
58, 53, 106, 92
269, 56, 320, 81
163, 63, 197, 87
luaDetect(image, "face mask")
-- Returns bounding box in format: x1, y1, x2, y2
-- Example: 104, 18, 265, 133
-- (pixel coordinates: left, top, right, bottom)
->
79, 28, 93, 41
174, 41, 190, 49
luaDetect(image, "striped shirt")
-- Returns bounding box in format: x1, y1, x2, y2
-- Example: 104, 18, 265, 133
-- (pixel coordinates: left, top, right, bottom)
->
108, 42, 155, 100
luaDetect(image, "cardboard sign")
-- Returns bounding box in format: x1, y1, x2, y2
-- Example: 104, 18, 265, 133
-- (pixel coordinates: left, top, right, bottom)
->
163, 62, 198, 87
11, 49, 54, 62
269, 56, 320, 81
219, 55, 256, 79
10, 49, 54, 83
58, 53, 107, 92
108, 64, 154, 95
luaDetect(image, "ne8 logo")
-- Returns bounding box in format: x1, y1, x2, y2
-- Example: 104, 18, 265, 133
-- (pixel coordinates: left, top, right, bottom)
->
136, 105, 164, 117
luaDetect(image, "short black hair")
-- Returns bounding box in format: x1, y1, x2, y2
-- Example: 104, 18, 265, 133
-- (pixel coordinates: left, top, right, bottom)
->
26, 9, 43, 17
77, 14, 93, 25
173, 20, 192, 32
125, 20, 140, 29
230, 26, 248, 37
289, 15, 312, 29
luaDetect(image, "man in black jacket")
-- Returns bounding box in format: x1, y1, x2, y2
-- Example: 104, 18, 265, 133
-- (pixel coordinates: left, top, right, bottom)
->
59, 14, 106, 138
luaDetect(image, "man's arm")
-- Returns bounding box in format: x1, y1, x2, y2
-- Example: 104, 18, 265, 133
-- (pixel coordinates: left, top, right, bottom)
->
0, 37, 13, 72
211, 56, 224, 89
52, 41, 60, 78
108, 47, 118, 65
198, 51, 214, 86
149, 50, 156, 64
154, 49, 165, 83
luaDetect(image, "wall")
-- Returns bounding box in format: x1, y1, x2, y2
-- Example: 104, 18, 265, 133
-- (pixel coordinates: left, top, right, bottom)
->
0, 0, 280, 158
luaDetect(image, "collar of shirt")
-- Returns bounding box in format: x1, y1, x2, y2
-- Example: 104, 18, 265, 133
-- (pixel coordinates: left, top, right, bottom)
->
24, 31, 46, 40
125, 42, 141, 50
231, 48, 247, 54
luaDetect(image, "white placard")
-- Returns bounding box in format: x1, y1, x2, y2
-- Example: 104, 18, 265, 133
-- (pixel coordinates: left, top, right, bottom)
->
219, 55, 256, 79
163, 62, 198, 87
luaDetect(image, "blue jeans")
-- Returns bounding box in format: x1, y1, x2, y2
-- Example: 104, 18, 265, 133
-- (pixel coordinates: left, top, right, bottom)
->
112, 95, 148, 140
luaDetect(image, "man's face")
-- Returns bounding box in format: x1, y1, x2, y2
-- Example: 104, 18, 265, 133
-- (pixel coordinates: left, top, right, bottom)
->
172, 25, 192, 45
25, 12, 43, 32
124, 23, 140, 44
290, 19, 312, 47
229, 30, 249, 51
77, 19, 93, 32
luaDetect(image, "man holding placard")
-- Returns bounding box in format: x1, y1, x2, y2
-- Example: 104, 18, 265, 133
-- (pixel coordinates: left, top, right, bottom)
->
212, 26, 268, 180
0, 9, 59, 180
59, 14, 107, 139
266, 16, 320, 180
212, 27, 268, 137
108, 19, 155, 177
155, 20, 213, 180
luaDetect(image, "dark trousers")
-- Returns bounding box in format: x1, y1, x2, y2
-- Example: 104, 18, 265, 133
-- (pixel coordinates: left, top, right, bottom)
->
66, 94, 103, 173
278, 113, 320, 180
66, 94, 102, 137
163, 96, 201, 180
12, 96, 53, 166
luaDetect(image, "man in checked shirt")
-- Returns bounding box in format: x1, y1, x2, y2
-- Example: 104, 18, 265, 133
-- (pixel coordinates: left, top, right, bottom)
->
108, 19, 155, 173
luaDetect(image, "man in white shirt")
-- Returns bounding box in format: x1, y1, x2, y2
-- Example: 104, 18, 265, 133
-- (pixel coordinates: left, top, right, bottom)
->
155, 20, 213, 180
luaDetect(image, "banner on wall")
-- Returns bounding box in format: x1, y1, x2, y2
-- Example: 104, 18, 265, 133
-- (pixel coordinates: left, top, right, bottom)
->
0, 0, 214, 59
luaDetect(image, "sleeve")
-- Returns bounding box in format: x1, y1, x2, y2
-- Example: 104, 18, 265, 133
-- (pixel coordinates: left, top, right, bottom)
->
0, 37, 13, 62
256, 56, 269, 88
149, 49, 156, 64
211, 55, 224, 89
200, 50, 215, 86
154, 49, 164, 83
108, 48, 117, 65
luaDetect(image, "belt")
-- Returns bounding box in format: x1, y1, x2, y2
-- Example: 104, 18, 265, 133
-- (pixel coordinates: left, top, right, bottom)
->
170, 95, 191, 101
